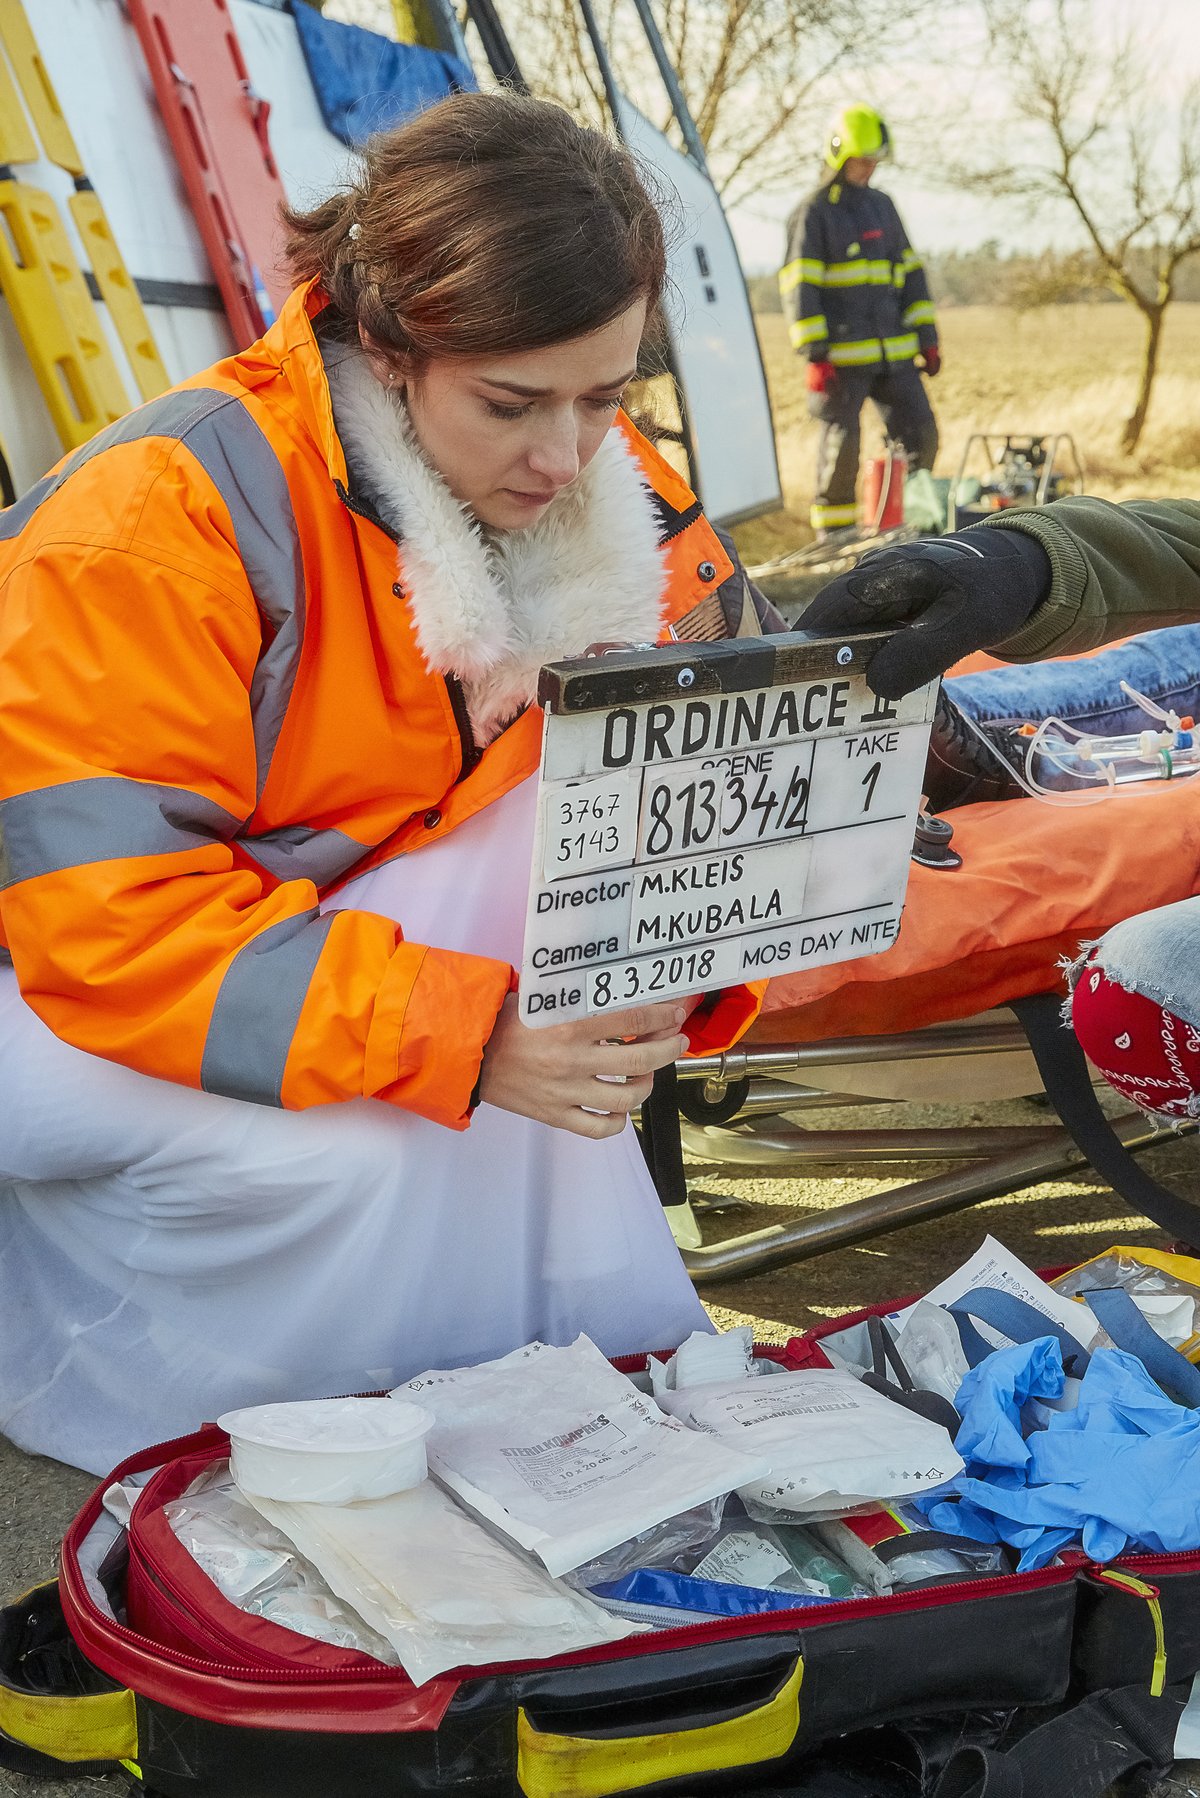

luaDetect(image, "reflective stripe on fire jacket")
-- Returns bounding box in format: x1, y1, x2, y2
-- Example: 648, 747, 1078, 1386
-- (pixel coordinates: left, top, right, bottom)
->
780, 177, 937, 369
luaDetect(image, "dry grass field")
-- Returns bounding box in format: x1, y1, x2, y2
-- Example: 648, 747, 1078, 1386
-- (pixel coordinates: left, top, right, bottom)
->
734, 301, 1200, 566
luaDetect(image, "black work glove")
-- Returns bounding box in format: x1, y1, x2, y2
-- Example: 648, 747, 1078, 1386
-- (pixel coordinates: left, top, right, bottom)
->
800, 526, 1053, 698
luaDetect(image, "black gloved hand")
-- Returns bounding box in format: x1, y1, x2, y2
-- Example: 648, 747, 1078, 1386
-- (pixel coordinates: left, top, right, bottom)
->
800, 527, 1052, 698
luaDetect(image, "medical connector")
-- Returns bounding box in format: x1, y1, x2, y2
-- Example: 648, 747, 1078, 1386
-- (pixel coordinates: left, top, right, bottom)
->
1028, 723, 1200, 788
953, 676, 1200, 809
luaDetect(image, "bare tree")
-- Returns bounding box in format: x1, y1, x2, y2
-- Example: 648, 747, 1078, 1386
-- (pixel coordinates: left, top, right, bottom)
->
326, 0, 938, 208
503, 0, 938, 207
955, 0, 1200, 452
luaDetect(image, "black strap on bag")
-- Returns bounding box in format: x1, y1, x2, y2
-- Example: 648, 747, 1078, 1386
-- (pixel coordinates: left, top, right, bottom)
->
643, 989, 1200, 1235
860, 1314, 962, 1433
639, 1063, 689, 1208
1011, 991, 1200, 1248
931, 1682, 1187, 1798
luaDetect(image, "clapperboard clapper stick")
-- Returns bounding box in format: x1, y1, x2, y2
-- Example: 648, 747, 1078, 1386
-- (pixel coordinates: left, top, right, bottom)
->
520, 632, 940, 1026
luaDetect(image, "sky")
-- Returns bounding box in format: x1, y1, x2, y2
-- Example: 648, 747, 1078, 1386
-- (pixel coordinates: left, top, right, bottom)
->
324, 0, 1200, 277
724, 0, 1200, 274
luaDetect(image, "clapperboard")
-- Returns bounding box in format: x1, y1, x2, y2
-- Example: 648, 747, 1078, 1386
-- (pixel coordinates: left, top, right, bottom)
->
519, 632, 939, 1026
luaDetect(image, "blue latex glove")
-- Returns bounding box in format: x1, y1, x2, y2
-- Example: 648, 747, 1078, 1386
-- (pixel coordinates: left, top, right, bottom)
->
953, 1336, 1066, 1471
922, 1345, 1200, 1570
1048, 1346, 1186, 1439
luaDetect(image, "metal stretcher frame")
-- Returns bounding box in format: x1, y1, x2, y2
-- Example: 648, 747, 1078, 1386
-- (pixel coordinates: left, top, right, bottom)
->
665, 1010, 1181, 1285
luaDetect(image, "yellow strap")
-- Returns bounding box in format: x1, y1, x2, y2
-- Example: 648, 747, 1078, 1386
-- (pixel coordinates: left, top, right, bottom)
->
822, 259, 892, 287
903, 300, 937, 327
828, 339, 884, 366
0, 30, 37, 165
517, 1657, 803, 1798
778, 258, 823, 295
68, 190, 169, 401
882, 332, 920, 361
0, 176, 129, 447
1098, 1571, 1167, 1696
0, 0, 82, 173
789, 316, 827, 349
389, 0, 443, 46
0, 1679, 137, 1765
811, 502, 858, 528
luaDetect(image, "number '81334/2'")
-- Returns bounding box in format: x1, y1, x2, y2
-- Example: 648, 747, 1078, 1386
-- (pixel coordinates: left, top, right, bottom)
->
644, 766, 809, 858
592, 949, 716, 1008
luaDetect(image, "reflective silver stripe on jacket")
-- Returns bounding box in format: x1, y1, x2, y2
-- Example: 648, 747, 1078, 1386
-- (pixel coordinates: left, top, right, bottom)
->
0, 390, 233, 540
200, 909, 338, 1105
180, 404, 305, 799
236, 823, 370, 888
0, 777, 242, 890
0, 387, 306, 798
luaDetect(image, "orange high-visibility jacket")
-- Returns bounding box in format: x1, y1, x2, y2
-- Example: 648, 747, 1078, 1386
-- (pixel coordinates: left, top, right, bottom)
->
0, 283, 759, 1128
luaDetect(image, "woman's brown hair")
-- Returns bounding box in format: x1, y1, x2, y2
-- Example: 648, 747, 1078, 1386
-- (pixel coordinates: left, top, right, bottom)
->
283, 92, 667, 361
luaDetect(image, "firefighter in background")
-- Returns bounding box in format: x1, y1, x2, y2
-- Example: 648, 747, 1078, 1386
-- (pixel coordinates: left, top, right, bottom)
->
781, 104, 940, 539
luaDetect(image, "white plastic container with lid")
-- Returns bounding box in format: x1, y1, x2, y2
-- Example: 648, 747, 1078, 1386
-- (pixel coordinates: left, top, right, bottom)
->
219, 1397, 433, 1505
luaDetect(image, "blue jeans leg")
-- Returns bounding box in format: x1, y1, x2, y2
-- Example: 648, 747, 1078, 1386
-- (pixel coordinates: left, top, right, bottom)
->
947, 624, 1200, 1036
945, 622, 1200, 737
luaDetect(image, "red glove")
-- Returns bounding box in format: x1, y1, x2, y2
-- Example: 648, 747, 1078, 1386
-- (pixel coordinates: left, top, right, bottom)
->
806, 360, 837, 394
920, 345, 941, 377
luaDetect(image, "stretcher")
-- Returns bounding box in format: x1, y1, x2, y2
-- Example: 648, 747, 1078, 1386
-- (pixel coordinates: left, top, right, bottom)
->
129, 0, 291, 348
660, 741, 1200, 1278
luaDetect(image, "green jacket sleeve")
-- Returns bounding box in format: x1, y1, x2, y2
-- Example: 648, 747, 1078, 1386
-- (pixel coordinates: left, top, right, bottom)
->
980, 497, 1200, 660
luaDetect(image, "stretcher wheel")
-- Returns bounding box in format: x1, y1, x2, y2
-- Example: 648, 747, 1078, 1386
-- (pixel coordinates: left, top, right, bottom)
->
677, 1075, 751, 1125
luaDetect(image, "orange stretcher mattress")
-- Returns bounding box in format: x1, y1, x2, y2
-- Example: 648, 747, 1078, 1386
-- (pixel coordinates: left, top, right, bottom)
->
756, 646, 1200, 1043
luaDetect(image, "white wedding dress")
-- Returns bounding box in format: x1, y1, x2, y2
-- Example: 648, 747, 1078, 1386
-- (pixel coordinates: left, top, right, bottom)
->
0, 774, 709, 1474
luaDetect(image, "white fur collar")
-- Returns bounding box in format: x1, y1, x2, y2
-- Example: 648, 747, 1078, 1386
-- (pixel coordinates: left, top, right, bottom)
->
327, 347, 667, 744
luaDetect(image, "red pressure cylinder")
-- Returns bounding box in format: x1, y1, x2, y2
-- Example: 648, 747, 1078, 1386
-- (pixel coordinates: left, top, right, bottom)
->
862, 446, 908, 531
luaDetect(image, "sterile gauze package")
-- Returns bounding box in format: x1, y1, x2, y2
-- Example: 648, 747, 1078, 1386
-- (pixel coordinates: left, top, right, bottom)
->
166, 1466, 400, 1662
656, 1367, 964, 1517
241, 1478, 641, 1686
392, 1335, 771, 1577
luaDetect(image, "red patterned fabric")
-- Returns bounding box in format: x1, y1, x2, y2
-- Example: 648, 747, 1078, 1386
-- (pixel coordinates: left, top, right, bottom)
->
1071, 957, 1200, 1122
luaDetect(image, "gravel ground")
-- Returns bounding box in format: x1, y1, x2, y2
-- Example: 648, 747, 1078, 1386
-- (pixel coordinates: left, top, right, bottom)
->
4, 1091, 1200, 1796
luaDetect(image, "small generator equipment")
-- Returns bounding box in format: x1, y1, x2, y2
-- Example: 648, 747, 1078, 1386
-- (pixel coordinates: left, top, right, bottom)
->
949, 432, 1084, 530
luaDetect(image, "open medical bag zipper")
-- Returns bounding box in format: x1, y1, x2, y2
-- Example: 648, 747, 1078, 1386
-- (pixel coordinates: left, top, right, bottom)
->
0, 1341, 1100, 1798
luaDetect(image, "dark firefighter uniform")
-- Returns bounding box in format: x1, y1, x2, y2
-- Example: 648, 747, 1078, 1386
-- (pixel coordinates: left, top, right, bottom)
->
780, 108, 939, 534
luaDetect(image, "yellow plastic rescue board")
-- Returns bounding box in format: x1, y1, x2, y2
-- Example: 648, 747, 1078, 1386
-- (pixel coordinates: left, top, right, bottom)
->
0, 176, 128, 448
0, 0, 169, 402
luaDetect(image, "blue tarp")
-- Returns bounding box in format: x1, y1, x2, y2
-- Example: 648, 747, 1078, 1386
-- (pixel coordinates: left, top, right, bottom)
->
288, 3, 476, 148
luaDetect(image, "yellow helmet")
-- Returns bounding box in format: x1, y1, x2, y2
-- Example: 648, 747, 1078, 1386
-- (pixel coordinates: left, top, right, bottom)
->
824, 104, 891, 171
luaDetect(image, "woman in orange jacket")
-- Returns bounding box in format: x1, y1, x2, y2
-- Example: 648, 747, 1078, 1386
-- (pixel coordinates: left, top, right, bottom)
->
0, 93, 770, 1473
